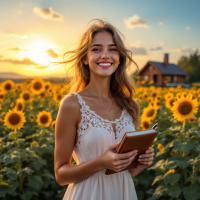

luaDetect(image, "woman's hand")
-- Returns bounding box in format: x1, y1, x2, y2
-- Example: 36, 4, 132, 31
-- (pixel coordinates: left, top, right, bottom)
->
99, 141, 138, 173
136, 147, 154, 170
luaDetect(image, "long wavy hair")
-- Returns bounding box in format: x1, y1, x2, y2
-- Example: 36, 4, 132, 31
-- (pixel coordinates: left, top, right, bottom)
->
55, 19, 140, 130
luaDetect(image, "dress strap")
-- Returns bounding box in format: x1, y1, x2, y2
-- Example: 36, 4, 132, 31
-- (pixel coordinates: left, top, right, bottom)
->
70, 92, 86, 109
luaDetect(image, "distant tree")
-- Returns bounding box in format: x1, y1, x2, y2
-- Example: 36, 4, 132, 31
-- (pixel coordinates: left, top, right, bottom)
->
177, 50, 200, 83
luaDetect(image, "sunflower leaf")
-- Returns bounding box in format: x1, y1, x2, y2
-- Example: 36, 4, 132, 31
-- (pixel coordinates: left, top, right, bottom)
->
167, 183, 182, 198
183, 184, 200, 200
164, 173, 181, 184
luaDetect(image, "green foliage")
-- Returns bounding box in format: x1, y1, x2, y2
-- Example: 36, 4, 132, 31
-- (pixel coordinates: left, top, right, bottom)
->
177, 50, 200, 83
0, 92, 67, 200
133, 102, 200, 200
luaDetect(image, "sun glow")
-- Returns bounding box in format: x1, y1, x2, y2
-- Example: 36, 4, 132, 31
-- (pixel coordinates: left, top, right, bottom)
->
25, 39, 58, 66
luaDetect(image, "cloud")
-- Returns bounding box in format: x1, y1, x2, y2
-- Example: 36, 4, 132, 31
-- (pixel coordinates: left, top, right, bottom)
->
4, 31, 28, 39
129, 46, 147, 55
170, 47, 194, 53
150, 47, 162, 51
7, 47, 27, 51
33, 7, 63, 21
159, 22, 163, 25
44, 49, 58, 58
124, 15, 148, 29
186, 27, 191, 30
0, 57, 38, 65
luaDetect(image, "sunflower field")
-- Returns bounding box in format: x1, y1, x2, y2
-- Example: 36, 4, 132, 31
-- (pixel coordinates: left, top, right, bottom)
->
0, 79, 200, 200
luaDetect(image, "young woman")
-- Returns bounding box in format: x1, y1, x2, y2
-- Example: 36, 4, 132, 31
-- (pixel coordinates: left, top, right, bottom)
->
54, 19, 155, 200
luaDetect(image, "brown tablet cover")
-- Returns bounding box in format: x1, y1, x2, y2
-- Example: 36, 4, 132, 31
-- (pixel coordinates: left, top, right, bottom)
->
105, 128, 159, 175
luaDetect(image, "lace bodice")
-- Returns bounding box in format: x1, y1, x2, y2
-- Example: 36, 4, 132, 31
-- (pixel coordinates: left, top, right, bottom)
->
71, 92, 135, 149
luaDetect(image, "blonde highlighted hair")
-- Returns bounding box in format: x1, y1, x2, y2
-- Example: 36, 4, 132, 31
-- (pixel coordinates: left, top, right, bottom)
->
54, 19, 140, 130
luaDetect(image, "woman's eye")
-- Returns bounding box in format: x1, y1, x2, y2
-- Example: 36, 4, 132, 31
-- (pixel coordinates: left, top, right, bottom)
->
92, 48, 100, 52
110, 48, 117, 51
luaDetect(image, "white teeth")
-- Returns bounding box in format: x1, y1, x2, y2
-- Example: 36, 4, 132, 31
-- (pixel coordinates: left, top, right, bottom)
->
98, 63, 112, 66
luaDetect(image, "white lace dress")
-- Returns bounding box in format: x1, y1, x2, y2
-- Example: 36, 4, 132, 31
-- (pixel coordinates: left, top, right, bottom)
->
62, 93, 138, 200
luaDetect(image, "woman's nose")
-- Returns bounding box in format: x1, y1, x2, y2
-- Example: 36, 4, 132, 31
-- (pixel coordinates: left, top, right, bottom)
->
101, 49, 110, 59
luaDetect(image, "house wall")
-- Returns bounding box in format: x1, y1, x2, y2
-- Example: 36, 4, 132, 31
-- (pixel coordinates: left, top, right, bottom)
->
139, 64, 163, 86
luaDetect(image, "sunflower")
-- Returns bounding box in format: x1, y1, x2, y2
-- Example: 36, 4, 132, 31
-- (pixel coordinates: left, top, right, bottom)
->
1, 80, 15, 93
143, 92, 148, 100
147, 97, 153, 103
0, 92, 5, 103
36, 110, 52, 127
1, 112, 6, 117
15, 99, 24, 111
31, 78, 45, 95
138, 95, 143, 101
54, 93, 63, 103
51, 120, 56, 131
142, 105, 158, 121
170, 151, 178, 156
171, 94, 199, 122
151, 91, 158, 98
4, 109, 26, 130
15, 83, 22, 90
32, 141, 39, 146
0, 104, 1, 110
49, 101, 54, 107
140, 118, 151, 130
166, 97, 176, 110
188, 117, 197, 123
40, 92, 47, 100
165, 92, 174, 100
0, 118, 2, 124
20, 91, 31, 102
44, 82, 52, 90
29, 114, 35, 122
157, 143, 164, 153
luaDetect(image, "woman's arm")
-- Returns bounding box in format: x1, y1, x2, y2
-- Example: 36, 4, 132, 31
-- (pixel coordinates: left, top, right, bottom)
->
129, 167, 143, 177
54, 95, 104, 186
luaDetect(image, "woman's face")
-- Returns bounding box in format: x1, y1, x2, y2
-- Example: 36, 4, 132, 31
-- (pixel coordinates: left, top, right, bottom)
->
85, 31, 120, 77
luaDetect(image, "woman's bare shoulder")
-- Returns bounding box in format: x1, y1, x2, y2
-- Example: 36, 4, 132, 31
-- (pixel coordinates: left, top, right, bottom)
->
59, 93, 80, 113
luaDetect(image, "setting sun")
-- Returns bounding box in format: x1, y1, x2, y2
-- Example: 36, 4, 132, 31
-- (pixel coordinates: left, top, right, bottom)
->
25, 39, 59, 66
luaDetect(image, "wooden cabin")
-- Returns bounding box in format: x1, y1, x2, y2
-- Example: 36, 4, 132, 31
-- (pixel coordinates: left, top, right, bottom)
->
138, 53, 189, 86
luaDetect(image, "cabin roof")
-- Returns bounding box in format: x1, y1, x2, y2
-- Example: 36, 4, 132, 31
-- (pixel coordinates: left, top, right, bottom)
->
146, 61, 189, 75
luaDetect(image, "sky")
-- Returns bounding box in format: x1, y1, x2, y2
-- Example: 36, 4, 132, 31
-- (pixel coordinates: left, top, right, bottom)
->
0, 0, 199, 78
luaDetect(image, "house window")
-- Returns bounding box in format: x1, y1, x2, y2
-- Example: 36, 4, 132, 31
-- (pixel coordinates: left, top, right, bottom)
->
181, 77, 185, 82
168, 76, 171, 82
149, 66, 153, 70
144, 75, 149, 81
174, 76, 177, 82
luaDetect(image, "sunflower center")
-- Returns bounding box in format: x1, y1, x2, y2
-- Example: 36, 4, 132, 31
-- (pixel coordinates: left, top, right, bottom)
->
147, 109, 155, 117
9, 113, 20, 125
17, 103, 23, 110
40, 92, 45, 98
23, 93, 30, 100
40, 115, 48, 124
143, 121, 150, 129
152, 93, 157, 98
34, 82, 42, 90
170, 99, 175, 107
5, 83, 11, 90
45, 85, 49, 90
0, 94, 4, 99
178, 102, 192, 115
57, 95, 62, 100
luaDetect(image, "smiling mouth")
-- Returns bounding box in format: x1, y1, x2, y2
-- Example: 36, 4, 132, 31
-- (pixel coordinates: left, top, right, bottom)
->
97, 63, 113, 68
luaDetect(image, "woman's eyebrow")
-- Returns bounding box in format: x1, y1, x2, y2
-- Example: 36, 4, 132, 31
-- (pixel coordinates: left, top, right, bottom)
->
91, 44, 116, 47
